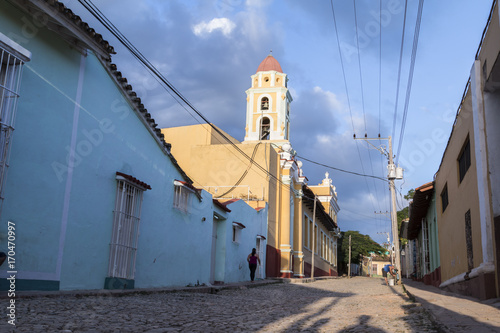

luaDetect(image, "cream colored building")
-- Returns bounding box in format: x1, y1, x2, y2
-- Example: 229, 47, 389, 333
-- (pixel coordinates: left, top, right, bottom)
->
435, 2, 500, 299
162, 55, 340, 278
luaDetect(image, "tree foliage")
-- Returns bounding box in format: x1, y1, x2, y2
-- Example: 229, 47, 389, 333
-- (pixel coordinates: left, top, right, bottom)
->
338, 230, 386, 266
397, 189, 414, 247
404, 188, 415, 201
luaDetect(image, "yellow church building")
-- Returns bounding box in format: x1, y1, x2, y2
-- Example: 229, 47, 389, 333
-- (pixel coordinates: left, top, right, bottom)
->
162, 54, 340, 278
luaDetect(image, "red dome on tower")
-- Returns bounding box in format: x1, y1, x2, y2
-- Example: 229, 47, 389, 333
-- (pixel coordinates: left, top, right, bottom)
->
256, 54, 283, 73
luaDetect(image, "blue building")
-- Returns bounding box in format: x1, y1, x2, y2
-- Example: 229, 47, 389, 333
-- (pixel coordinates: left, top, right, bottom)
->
0, 0, 267, 291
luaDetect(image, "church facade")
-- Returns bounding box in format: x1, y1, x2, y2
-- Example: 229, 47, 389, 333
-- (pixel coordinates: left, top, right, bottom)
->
162, 54, 340, 278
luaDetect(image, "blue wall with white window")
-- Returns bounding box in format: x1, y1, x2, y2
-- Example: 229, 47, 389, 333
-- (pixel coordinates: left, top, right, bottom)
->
222, 200, 268, 283
0, 1, 268, 291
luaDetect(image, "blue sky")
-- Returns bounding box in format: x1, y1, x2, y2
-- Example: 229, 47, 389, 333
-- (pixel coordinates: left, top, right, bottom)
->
63, 0, 494, 245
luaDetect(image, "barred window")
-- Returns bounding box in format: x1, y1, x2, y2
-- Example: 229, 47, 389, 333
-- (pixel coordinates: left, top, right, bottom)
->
173, 180, 195, 213
232, 222, 245, 243
441, 184, 449, 212
0, 33, 30, 210
458, 137, 471, 183
108, 173, 149, 279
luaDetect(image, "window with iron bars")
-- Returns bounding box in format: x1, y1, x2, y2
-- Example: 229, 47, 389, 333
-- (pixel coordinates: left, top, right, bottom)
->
107, 178, 145, 280
173, 181, 194, 213
0, 35, 30, 214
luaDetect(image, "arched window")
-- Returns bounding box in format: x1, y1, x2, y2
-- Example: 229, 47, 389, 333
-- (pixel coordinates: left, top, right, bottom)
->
260, 117, 270, 140
261, 97, 269, 110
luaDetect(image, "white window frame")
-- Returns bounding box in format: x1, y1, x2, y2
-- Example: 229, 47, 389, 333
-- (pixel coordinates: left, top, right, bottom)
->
108, 176, 146, 279
315, 224, 319, 255
173, 180, 194, 213
0, 33, 30, 213
303, 214, 310, 249
232, 222, 245, 244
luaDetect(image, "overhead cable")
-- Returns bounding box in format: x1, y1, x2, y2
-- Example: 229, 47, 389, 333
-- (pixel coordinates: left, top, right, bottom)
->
395, 0, 425, 164
391, 0, 409, 142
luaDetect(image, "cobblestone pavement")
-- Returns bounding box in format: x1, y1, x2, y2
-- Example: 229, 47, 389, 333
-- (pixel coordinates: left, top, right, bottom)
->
1, 277, 439, 332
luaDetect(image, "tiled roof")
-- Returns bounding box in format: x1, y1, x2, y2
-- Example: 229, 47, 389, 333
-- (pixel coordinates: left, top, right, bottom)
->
116, 172, 151, 190
256, 54, 283, 73
232, 222, 246, 229
408, 181, 434, 240
222, 198, 240, 205
14, 0, 115, 57
15, 0, 197, 189
213, 199, 231, 212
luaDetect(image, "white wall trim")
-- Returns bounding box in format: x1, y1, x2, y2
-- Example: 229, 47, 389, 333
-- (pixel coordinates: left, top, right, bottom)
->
439, 262, 495, 288
56, 54, 86, 279
471, 60, 495, 264
0, 32, 31, 61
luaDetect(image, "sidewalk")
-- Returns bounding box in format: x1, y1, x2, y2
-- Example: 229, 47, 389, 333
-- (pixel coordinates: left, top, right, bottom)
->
1, 278, 283, 300
402, 278, 500, 332
1, 276, 341, 300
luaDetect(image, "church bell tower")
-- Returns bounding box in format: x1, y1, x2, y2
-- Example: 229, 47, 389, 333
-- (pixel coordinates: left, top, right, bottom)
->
243, 54, 292, 143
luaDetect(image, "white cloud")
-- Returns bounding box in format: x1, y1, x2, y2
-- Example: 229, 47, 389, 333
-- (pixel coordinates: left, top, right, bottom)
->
312, 86, 342, 115
192, 18, 236, 37
316, 134, 333, 145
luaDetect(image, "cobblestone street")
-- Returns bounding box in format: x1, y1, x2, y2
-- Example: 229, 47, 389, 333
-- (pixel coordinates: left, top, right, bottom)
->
0, 277, 442, 332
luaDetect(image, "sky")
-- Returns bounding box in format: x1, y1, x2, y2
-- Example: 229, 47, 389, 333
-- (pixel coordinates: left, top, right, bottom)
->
62, 0, 494, 245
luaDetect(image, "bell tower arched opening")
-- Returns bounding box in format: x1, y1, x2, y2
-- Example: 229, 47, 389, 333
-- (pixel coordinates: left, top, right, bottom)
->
260, 117, 270, 141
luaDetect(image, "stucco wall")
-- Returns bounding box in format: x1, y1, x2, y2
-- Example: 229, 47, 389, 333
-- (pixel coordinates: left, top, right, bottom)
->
0, 2, 216, 290
483, 91, 500, 219
435, 90, 482, 283
426, 192, 440, 273
221, 200, 267, 283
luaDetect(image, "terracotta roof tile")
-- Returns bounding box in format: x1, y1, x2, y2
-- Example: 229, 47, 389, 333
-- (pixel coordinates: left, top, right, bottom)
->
256, 55, 283, 73
116, 172, 151, 190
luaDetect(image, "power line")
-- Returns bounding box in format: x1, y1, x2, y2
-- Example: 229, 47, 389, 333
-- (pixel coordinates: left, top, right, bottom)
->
330, 0, 379, 220
78, 0, 339, 206
78, 0, 285, 187
329, 0, 356, 135
395, 0, 425, 164
378, 0, 382, 137
352, 0, 381, 219
353, 0, 367, 136
296, 155, 388, 183
391, 0, 409, 142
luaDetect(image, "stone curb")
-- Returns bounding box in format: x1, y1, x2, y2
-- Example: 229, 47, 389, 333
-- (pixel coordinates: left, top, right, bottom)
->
0, 279, 284, 300
0, 276, 341, 299
402, 283, 449, 333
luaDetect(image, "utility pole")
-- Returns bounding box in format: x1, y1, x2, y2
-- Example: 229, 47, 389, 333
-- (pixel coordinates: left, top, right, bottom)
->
311, 195, 316, 280
348, 234, 351, 278
388, 136, 401, 275
355, 136, 402, 275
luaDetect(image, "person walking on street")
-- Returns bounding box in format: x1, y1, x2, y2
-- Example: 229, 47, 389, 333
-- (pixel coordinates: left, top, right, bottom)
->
247, 248, 261, 282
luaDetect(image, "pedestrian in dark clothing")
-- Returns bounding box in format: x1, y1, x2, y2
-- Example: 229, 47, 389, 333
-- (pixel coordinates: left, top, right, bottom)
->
247, 248, 261, 282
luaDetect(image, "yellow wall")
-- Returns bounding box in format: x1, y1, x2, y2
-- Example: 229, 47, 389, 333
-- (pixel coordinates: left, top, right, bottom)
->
372, 260, 391, 276
435, 89, 482, 282
162, 124, 282, 250
252, 72, 286, 89
301, 202, 336, 276
162, 122, 336, 278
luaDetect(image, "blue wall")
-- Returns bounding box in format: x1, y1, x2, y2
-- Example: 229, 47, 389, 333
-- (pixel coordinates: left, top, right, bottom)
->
0, 2, 213, 290
222, 200, 267, 283
0, 1, 268, 291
